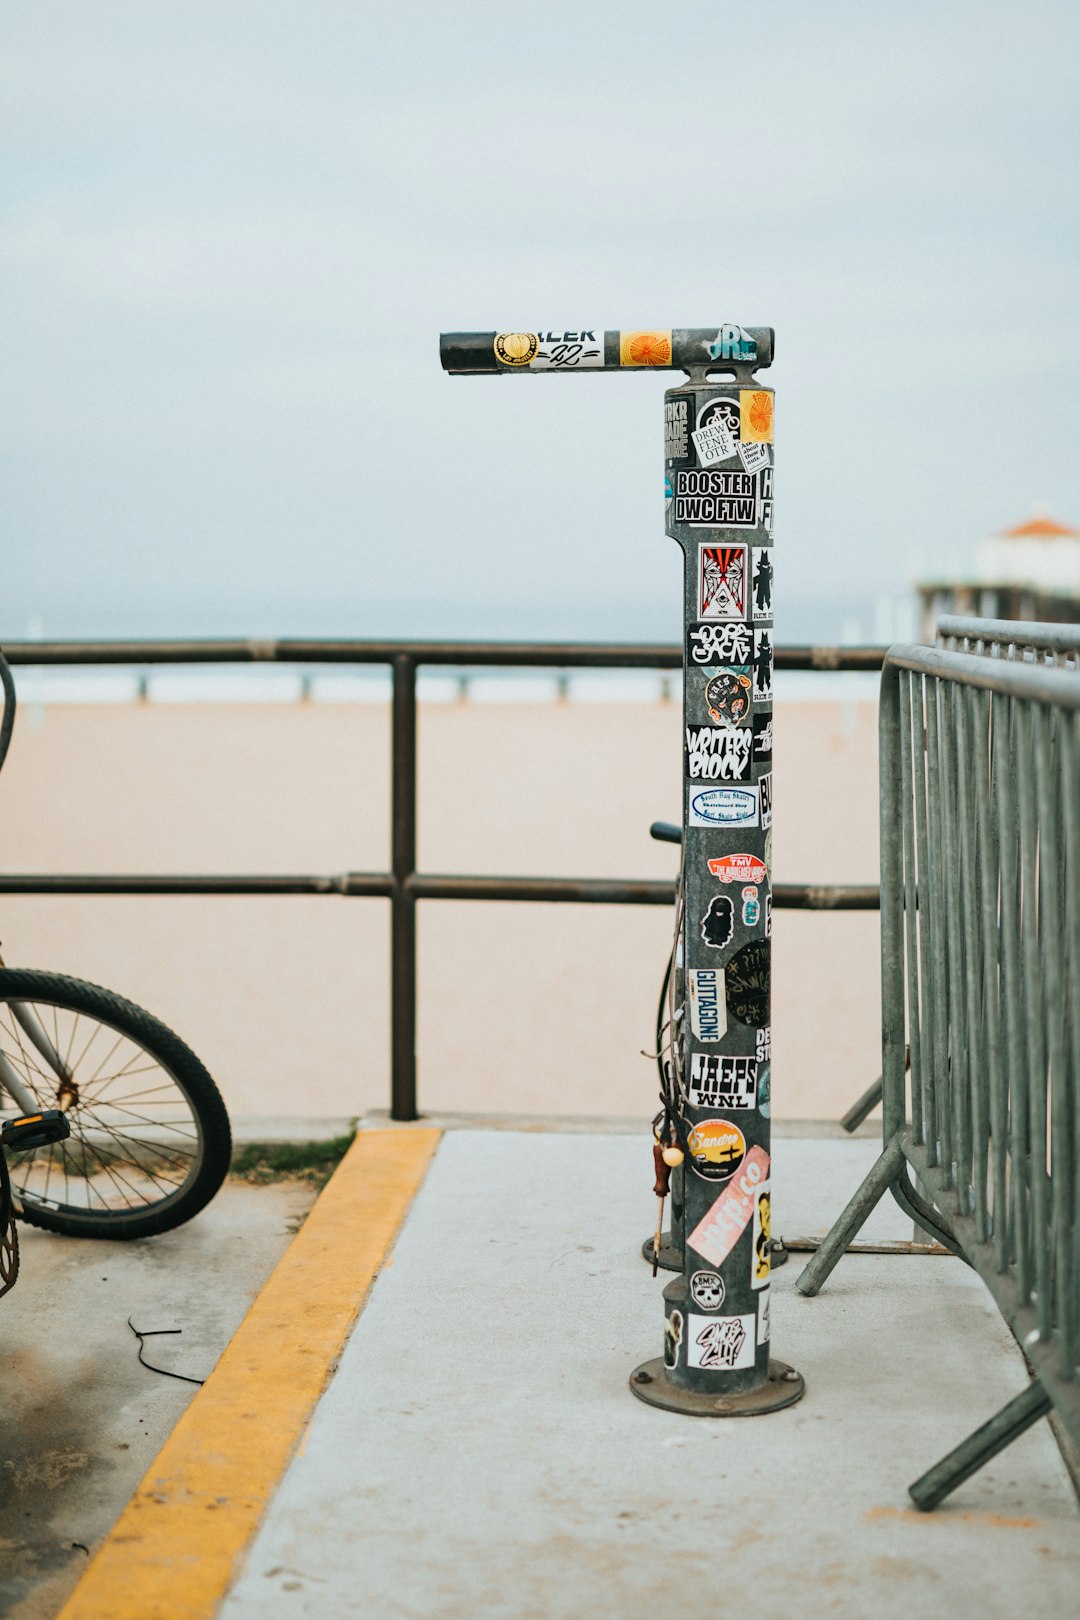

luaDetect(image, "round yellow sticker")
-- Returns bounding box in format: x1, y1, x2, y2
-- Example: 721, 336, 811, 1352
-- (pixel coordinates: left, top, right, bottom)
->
494, 332, 539, 367
687, 1118, 746, 1182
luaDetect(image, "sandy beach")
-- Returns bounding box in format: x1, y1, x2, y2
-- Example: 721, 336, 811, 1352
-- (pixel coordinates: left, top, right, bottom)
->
0, 695, 882, 1126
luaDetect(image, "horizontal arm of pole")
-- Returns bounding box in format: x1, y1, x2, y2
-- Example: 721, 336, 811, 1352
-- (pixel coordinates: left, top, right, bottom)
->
439, 327, 774, 375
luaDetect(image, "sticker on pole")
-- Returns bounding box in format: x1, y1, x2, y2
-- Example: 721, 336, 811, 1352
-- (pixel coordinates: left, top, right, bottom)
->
702, 668, 752, 728
494, 332, 539, 366
752, 1178, 772, 1289
687, 1312, 756, 1371
687, 621, 752, 667
725, 941, 770, 1025
753, 712, 773, 763
698, 396, 741, 440
690, 1270, 726, 1311
699, 894, 735, 950
760, 770, 773, 829
758, 1289, 771, 1343
687, 1054, 758, 1111
740, 389, 774, 443
686, 1117, 746, 1182
737, 440, 771, 475
703, 326, 757, 364
753, 629, 773, 701
698, 544, 748, 619
707, 852, 766, 885
685, 724, 753, 783
530, 330, 604, 370
688, 967, 726, 1042
665, 398, 690, 461
751, 548, 773, 623
688, 784, 759, 829
664, 1308, 683, 1369
688, 1145, 770, 1267
678, 472, 759, 530
758, 466, 774, 533
692, 420, 737, 468
619, 330, 672, 367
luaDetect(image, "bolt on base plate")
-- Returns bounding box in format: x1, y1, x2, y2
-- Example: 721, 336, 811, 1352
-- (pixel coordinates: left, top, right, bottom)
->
639, 1234, 790, 1274
629, 1357, 805, 1417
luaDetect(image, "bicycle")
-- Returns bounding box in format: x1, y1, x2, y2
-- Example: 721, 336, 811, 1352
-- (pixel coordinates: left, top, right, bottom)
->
0, 650, 231, 1276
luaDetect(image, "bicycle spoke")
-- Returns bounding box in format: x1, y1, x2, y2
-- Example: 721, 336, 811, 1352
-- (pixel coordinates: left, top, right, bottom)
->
78, 1106, 196, 1174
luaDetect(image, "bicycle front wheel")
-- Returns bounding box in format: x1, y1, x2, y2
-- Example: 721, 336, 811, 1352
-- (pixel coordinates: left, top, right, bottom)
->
0, 970, 231, 1239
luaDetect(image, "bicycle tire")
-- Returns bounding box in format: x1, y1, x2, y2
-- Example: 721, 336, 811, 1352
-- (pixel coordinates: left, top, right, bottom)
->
0, 970, 231, 1239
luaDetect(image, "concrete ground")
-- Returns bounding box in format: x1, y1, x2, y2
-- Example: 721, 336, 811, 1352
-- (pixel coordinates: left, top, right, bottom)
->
0, 1179, 317, 1620
205, 1128, 1080, 1620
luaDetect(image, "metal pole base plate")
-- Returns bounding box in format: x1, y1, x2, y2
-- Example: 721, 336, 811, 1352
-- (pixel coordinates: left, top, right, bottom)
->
629, 1357, 805, 1417
639, 1235, 790, 1273
639, 1232, 682, 1272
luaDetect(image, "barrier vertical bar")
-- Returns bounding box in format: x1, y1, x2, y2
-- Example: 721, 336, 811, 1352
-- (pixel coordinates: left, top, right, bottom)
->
629, 336, 803, 1415
391, 652, 419, 1121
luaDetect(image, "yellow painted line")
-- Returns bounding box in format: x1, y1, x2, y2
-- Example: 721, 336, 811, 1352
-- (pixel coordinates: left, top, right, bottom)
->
57, 1127, 442, 1620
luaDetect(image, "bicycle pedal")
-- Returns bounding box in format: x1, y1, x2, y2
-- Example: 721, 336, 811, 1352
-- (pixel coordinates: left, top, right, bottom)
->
2, 1110, 71, 1150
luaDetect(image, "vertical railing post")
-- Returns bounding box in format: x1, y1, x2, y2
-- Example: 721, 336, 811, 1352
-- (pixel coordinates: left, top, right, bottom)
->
630, 337, 804, 1415
391, 652, 419, 1121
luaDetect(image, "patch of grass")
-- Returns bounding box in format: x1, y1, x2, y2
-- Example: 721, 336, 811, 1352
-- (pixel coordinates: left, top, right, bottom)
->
229, 1131, 356, 1190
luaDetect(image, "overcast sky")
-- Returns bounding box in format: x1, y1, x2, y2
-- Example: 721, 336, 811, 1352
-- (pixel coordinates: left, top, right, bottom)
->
3, 1, 1078, 644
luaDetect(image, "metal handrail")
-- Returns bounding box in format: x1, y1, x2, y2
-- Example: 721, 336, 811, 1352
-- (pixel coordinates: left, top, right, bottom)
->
936, 615, 1080, 657
0, 635, 887, 1119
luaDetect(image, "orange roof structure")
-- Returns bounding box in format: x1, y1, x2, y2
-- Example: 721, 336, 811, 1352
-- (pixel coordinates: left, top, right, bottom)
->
999, 513, 1079, 539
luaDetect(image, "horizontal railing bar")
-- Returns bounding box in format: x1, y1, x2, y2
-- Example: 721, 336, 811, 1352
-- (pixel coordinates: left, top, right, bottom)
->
411, 875, 674, 905
0, 872, 880, 907
0, 638, 887, 673
886, 643, 1080, 709
936, 615, 1080, 654
0, 874, 395, 897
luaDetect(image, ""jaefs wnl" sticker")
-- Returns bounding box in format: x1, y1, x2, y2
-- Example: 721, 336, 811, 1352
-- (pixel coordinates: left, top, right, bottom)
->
687, 1053, 758, 1110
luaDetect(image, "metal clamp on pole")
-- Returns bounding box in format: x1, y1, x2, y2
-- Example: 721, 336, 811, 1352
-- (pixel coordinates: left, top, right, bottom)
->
441, 323, 802, 1417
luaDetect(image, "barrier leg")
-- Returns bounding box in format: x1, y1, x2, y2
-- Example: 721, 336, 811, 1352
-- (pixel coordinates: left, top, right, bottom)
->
838, 1073, 883, 1133
908, 1381, 1053, 1511
795, 1135, 905, 1295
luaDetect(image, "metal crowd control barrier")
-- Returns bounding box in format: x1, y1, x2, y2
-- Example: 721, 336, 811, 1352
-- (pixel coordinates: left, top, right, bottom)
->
796, 626, 1080, 1508
442, 323, 805, 1415
837, 615, 1080, 1136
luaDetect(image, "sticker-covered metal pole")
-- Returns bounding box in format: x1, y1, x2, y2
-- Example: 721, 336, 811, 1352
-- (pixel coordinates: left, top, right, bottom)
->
629, 335, 804, 1416
437, 323, 802, 1414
